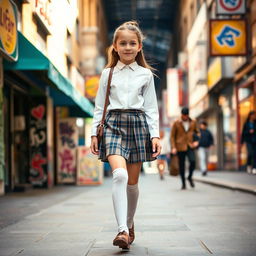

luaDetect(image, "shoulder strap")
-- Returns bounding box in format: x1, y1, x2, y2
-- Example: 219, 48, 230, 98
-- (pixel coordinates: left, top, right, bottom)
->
100, 67, 114, 125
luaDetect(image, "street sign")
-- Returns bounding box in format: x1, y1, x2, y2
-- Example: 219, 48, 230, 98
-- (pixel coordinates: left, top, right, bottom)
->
216, 0, 246, 15
209, 19, 247, 56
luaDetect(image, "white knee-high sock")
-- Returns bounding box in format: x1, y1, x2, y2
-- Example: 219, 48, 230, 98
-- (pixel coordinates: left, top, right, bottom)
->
112, 168, 128, 233
127, 183, 139, 229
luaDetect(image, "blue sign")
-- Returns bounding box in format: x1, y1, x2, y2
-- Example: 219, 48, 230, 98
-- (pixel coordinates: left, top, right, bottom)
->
216, 25, 241, 46
224, 0, 238, 7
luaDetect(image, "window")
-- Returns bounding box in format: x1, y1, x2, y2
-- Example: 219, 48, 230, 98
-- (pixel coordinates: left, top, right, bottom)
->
75, 19, 79, 43
36, 27, 47, 54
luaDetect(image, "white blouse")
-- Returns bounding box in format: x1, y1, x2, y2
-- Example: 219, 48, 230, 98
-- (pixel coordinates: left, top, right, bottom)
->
91, 60, 159, 139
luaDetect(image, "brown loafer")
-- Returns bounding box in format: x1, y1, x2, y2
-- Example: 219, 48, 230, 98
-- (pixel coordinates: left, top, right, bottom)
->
129, 224, 135, 244
113, 231, 130, 249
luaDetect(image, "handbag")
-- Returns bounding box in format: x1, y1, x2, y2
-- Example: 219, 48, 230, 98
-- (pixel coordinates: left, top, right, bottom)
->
96, 67, 114, 147
170, 153, 179, 176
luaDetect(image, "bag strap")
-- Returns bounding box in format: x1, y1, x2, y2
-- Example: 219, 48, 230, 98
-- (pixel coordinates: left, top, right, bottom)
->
99, 67, 114, 126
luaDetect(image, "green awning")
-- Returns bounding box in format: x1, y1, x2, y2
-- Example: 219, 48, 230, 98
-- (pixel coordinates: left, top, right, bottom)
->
4, 32, 94, 117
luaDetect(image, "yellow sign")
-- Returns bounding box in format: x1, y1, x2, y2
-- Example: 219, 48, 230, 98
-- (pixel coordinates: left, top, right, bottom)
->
210, 19, 247, 56
207, 57, 222, 89
0, 0, 18, 61
85, 75, 100, 99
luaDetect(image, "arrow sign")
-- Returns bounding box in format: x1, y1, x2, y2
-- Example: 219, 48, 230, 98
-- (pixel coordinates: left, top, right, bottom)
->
216, 25, 240, 47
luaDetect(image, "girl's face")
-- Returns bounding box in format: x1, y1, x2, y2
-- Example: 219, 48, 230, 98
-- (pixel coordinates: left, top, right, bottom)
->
114, 29, 142, 65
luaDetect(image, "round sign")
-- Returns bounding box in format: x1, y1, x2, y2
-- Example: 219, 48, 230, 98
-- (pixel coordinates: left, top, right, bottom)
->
0, 0, 17, 55
220, 0, 243, 11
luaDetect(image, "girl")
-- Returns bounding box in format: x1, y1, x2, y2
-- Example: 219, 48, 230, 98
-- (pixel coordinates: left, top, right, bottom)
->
90, 21, 161, 249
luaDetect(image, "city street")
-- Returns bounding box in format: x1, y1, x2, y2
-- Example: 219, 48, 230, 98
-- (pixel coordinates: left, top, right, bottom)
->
0, 173, 255, 256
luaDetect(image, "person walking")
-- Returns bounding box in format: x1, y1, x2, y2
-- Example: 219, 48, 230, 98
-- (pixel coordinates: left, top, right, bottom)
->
198, 120, 214, 176
171, 107, 200, 190
157, 130, 170, 180
90, 21, 161, 249
241, 111, 256, 174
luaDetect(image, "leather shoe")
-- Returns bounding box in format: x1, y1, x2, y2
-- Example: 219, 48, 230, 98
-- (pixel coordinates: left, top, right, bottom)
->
181, 184, 186, 190
188, 178, 195, 188
113, 231, 130, 249
129, 224, 135, 244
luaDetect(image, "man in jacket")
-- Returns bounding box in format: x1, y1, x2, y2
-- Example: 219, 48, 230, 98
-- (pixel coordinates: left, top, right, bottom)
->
171, 107, 200, 189
198, 120, 214, 176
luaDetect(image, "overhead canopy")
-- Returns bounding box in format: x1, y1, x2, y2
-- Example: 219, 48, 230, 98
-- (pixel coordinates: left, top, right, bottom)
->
103, 0, 179, 89
4, 32, 94, 117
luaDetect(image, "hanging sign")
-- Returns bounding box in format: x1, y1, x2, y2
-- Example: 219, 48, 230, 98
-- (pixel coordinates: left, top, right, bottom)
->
216, 0, 246, 15
0, 0, 18, 61
209, 19, 247, 56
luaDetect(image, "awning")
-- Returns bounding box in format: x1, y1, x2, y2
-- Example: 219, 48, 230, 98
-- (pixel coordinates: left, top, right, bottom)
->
4, 32, 94, 117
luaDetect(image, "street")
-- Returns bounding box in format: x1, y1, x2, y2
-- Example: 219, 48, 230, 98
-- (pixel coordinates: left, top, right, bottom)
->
0, 173, 256, 256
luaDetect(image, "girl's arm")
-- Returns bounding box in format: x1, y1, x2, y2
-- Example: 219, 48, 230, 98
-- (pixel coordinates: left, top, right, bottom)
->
143, 71, 159, 139
91, 69, 108, 137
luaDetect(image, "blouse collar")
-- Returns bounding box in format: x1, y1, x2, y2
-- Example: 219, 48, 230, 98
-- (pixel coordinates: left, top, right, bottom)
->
116, 60, 139, 71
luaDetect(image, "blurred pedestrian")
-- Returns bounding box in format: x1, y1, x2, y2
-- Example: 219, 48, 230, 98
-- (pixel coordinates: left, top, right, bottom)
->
171, 107, 200, 189
241, 111, 256, 174
198, 120, 214, 176
157, 130, 170, 180
90, 21, 161, 249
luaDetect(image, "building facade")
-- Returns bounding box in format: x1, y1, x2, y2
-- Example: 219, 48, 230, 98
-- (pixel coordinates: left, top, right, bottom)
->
170, 0, 256, 171
0, 0, 108, 194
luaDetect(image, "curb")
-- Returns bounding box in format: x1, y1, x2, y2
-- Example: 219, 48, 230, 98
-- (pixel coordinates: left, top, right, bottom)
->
193, 176, 256, 195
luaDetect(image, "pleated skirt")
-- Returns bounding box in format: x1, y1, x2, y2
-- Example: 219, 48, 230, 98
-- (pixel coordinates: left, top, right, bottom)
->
99, 109, 156, 163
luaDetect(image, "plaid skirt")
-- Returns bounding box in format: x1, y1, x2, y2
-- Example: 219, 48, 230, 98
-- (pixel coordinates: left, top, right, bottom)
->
99, 109, 156, 163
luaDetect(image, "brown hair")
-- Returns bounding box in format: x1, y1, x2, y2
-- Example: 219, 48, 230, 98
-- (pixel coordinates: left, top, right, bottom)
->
105, 21, 155, 71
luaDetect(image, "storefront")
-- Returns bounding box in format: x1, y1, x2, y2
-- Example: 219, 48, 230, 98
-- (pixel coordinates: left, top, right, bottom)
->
207, 57, 237, 170
3, 32, 94, 192
236, 71, 256, 170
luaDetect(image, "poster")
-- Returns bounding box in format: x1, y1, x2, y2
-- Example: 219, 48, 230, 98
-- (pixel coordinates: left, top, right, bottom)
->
57, 118, 78, 184
77, 146, 103, 185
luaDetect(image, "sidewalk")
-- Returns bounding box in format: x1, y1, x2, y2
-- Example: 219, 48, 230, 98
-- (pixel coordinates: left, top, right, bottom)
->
0, 173, 256, 256
193, 170, 256, 195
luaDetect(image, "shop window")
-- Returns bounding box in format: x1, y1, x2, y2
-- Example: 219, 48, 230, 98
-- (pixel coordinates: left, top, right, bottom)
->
66, 57, 72, 81
252, 22, 256, 55
66, 30, 72, 57
75, 19, 79, 43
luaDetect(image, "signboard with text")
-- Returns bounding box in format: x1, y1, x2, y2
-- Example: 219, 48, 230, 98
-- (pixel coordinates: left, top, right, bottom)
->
209, 19, 247, 56
0, 0, 18, 61
216, 0, 246, 15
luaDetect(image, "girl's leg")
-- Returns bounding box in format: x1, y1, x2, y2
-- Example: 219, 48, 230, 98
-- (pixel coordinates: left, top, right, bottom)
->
126, 162, 142, 229
108, 155, 128, 233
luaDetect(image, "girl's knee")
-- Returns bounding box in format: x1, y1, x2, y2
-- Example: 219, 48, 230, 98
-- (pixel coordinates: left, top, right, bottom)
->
128, 179, 138, 185
113, 168, 128, 183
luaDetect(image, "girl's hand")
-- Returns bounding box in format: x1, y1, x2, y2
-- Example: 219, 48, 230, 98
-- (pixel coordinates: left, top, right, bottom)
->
90, 136, 99, 155
152, 137, 161, 158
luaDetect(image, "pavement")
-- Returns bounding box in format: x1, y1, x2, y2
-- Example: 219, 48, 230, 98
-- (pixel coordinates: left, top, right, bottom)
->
0, 169, 256, 256
193, 170, 256, 195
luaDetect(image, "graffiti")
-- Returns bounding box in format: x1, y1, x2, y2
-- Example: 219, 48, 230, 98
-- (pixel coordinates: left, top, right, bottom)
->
59, 122, 74, 137
29, 101, 47, 186
60, 135, 75, 148
59, 149, 75, 174
31, 104, 45, 120
29, 152, 47, 184
30, 127, 46, 147
57, 119, 78, 183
